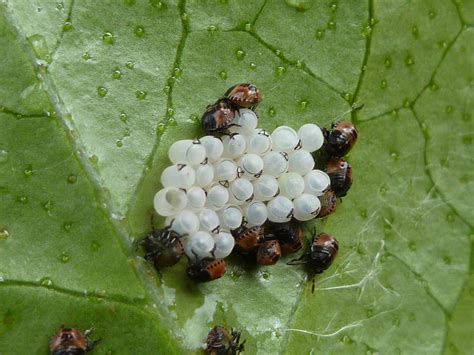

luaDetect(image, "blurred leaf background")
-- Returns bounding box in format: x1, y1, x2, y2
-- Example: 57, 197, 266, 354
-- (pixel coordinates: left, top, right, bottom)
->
0, 0, 472, 354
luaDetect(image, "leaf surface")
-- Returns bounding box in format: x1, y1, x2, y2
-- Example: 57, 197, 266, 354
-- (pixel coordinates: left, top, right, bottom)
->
0, 0, 472, 354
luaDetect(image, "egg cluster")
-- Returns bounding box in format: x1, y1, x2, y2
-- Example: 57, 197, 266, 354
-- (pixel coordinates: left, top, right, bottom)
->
153, 110, 334, 263
142, 83, 357, 283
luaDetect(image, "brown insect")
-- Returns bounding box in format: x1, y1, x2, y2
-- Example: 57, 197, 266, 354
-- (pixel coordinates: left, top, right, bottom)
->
231, 225, 265, 252
323, 121, 358, 157
225, 83, 262, 109
202, 98, 237, 134
325, 157, 353, 197
139, 225, 184, 269
267, 221, 304, 254
205, 326, 245, 354
50, 327, 99, 355
288, 232, 339, 292
256, 239, 282, 265
186, 257, 227, 282
317, 190, 337, 218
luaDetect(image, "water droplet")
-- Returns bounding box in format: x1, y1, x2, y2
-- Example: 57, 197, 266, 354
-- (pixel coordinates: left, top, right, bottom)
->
430, 82, 439, 91
82, 52, 91, 60
405, 56, 414, 66
63, 21, 73, 31
380, 79, 387, 89
60, 252, 70, 263
207, 25, 218, 34
43, 200, 52, 213
135, 90, 147, 100
0, 228, 9, 240
443, 255, 451, 265
189, 114, 199, 123
390, 151, 399, 160
366, 309, 373, 317
298, 99, 308, 110
156, 122, 165, 133
168, 118, 177, 127
445, 105, 453, 114
17, 196, 28, 204
403, 98, 411, 107
315, 29, 324, 40
409, 241, 417, 251
57, 2, 65, 10
411, 25, 418, 37
360, 209, 367, 218
428, 10, 436, 19
261, 270, 270, 280
181, 12, 188, 22
112, 68, 122, 80
342, 92, 352, 101
40, 277, 53, 287
97, 86, 108, 97
384, 58, 391, 68
161, 85, 170, 94
219, 70, 227, 80
89, 155, 99, 164
167, 108, 175, 117
392, 317, 400, 326
116, 139, 123, 148
330, 3, 337, 12
134, 26, 145, 37
379, 185, 387, 195
91, 241, 101, 251
119, 112, 128, 124
438, 41, 448, 49
249, 62, 257, 70
285, 0, 312, 11
67, 175, 77, 184
244, 23, 252, 32
125, 61, 135, 69
102, 31, 115, 45
23, 164, 33, 177
276, 66, 286, 76
0, 150, 8, 163
123, 128, 130, 137
63, 222, 72, 231
327, 21, 336, 29
295, 60, 303, 69
173, 67, 182, 78
235, 49, 246, 60
149, 0, 164, 9
446, 213, 454, 222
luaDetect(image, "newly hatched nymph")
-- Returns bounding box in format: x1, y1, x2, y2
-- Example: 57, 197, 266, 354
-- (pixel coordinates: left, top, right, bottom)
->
323, 121, 358, 157
288, 232, 339, 292
325, 157, 353, 197
50, 327, 98, 355
186, 257, 227, 282
140, 224, 184, 269
231, 225, 265, 252
205, 326, 245, 354
202, 98, 237, 134
225, 83, 262, 109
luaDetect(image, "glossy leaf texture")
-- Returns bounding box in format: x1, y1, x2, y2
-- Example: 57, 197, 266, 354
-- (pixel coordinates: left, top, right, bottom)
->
0, 0, 472, 354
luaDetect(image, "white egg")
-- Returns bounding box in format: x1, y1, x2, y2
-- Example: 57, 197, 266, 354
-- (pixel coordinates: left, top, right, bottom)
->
267, 196, 294, 223
246, 129, 272, 155
200, 136, 224, 162
228, 178, 254, 205
168, 139, 206, 166
154, 187, 187, 217
185, 186, 207, 211
222, 134, 247, 159
160, 164, 195, 189
263, 151, 289, 177
195, 163, 215, 187
184, 231, 215, 260
293, 194, 321, 221
205, 184, 229, 210
252, 175, 279, 201
298, 123, 324, 152
304, 170, 331, 196
271, 126, 301, 152
219, 205, 243, 230
199, 208, 220, 233
165, 210, 200, 235
288, 150, 315, 175
214, 159, 238, 187
278, 172, 305, 199
228, 108, 258, 134
238, 153, 264, 180
213, 231, 235, 258
243, 201, 268, 226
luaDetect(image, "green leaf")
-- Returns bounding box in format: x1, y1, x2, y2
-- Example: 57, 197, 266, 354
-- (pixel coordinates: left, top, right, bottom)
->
0, 0, 472, 354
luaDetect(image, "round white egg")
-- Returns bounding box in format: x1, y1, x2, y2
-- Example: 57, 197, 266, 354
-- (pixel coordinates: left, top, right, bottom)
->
160, 164, 195, 189
288, 150, 315, 175
293, 193, 321, 221
304, 170, 331, 196
154, 187, 187, 217
298, 123, 324, 152
252, 175, 279, 201
267, 196, 294, 223
278, 172, 305, 199
271, 126, 301, 152
262, 151, 289, 177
